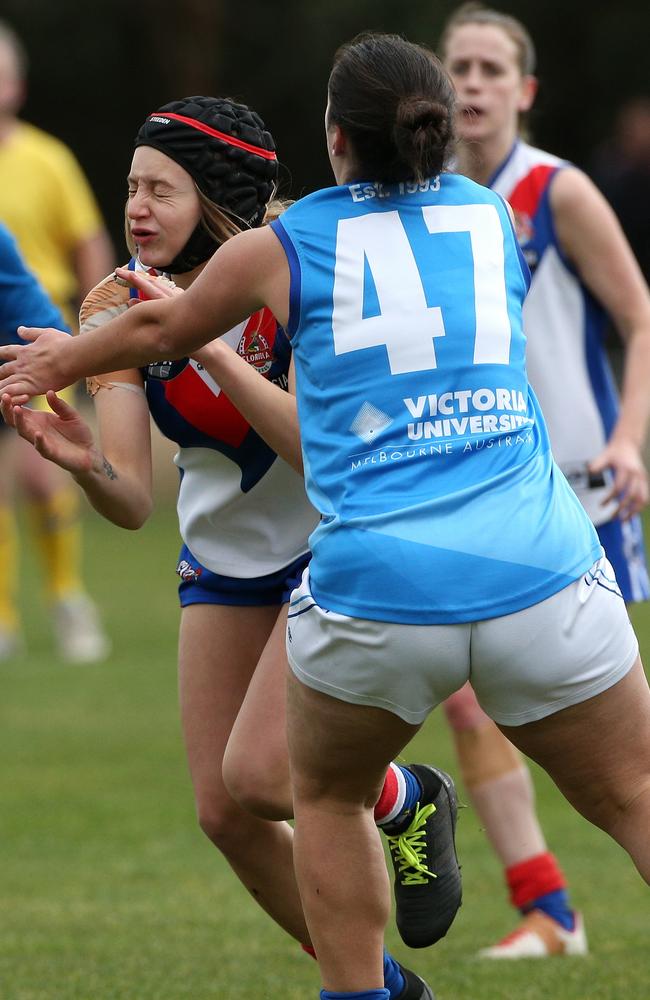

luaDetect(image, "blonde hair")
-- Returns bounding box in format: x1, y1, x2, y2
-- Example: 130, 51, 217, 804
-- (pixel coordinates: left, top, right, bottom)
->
439, 3, 536, 77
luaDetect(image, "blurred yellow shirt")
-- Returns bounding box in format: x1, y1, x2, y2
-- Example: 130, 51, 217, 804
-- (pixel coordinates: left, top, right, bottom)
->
0, 122, 104, 329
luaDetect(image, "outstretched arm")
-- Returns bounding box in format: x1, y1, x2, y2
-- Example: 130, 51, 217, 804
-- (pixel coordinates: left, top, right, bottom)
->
1, 386, 154, 530
118, 269, 304, 474
0, 226, 288, 402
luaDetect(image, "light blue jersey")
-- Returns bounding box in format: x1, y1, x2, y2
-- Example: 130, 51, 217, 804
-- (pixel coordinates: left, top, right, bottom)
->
271, 173, 601, 624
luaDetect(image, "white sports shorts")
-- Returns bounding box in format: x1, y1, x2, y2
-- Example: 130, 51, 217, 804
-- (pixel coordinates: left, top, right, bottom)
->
286, 557, 639, 726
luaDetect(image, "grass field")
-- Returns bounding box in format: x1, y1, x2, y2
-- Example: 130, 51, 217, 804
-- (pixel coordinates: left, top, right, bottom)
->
2, 504, 649, 999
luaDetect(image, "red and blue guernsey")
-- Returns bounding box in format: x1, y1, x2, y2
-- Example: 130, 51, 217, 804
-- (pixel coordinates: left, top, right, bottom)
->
489, 140, 619, 525
271, 173, 602, 624
145, 317, 316, 577
490, 140, 649, 602
80, 259, 317, 580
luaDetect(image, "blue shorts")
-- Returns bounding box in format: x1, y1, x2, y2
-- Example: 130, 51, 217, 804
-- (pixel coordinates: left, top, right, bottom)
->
177, 544, 311, 608
596, 515, 649, 603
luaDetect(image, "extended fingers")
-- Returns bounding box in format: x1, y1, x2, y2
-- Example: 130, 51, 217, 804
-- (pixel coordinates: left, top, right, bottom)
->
617, 471, 649, 520
12, 402, 38, 443
0, 393, 18, 426
0, 375, 31, 404
115, 267, 179, 300
46, 390, 76, 419
0, 344, 20, 362
17, 325, 66, 342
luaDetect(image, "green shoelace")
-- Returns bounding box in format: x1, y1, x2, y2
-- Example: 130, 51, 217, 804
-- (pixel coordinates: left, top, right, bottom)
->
387, 803, 437, 885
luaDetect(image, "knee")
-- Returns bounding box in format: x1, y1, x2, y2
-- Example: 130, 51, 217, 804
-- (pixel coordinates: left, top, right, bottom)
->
195, 791, 253, 853
222, 744, 292, 821
443, 683, 491, 732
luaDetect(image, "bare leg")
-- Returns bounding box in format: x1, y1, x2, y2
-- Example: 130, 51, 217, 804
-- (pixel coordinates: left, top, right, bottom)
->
179, 603, 309, 943
499, 657, 650, 882
19, 435, 109, 661
444, 683, 546, 865
223, 606, 293, 820
287, 669, 419, 991
20, 435, 83, 601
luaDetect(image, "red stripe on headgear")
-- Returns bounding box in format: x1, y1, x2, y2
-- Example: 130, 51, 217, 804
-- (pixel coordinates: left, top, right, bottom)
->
150, 111, 278, 161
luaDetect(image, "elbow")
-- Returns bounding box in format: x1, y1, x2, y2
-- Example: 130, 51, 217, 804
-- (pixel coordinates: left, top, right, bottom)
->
117, 498, 153, 531
155, 320, 185, 361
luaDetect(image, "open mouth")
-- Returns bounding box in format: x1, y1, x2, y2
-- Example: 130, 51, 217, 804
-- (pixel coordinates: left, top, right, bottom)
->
461, 105, 484, 122
131, 228, 157, 242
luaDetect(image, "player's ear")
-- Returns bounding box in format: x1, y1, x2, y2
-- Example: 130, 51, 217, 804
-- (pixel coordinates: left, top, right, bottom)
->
518, 75, 538, 114
330, 124, 347, 158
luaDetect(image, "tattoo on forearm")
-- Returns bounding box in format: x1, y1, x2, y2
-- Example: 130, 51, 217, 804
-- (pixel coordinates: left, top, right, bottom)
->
102, 456, 118, 480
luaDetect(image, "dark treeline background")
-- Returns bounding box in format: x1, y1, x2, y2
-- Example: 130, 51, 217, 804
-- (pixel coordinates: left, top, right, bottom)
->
2, 0, 648, 255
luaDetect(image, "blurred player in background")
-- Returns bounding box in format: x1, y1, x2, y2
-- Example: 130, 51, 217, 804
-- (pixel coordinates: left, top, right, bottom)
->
0, 221, 71, 650
0, 19, 112, 661
437, 1, 650, 958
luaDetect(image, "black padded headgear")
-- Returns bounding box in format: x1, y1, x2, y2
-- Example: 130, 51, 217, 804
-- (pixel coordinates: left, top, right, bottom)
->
134, 96, 278, 272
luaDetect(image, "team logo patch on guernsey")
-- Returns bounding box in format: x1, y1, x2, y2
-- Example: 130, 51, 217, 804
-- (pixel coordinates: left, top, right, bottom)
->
237, 323, 273, 375
512, 209, 534, 246
176, 559, 202, 583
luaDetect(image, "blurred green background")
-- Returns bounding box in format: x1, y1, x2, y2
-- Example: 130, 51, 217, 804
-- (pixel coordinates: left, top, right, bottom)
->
1, 504, 648, 998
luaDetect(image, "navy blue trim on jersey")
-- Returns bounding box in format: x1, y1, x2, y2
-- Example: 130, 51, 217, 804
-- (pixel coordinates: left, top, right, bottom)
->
596, 515, 649, 603
270, 219, 301, 341
536, 171, 573, 274
495, 192, 531, 292
177, 544, 311, 607
145, 378, 278, 491
583, 300, 619, 442
487, 141, 519, 189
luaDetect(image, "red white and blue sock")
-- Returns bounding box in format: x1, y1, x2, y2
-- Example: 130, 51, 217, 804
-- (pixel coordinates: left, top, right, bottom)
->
374, 763, 422, 830
507, 851, 575, 931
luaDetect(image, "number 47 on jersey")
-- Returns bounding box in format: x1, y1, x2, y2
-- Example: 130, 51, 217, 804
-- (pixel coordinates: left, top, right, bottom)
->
332, 204, 514, 375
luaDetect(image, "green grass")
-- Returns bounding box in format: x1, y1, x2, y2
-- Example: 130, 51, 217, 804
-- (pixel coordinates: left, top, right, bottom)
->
2, 505, 649, 999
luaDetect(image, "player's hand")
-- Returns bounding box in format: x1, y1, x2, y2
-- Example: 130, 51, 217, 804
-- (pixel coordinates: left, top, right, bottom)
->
0, 390, 98, 476
0, 327, 72, 403
589, 437, 649, 520
115, 268, 182, 303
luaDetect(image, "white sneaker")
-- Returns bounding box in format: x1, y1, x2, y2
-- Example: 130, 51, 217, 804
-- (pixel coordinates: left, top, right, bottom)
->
53, 595, 111, 664
0, 627, 24, 661
478, 910, 588, 959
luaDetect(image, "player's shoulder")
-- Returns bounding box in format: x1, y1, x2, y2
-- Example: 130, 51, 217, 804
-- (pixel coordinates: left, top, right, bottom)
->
280, 183, 353, 220
79, 269, 132, 334
515, 140, 567, 171
14, 122, 76, 165
444, 170, 501, 202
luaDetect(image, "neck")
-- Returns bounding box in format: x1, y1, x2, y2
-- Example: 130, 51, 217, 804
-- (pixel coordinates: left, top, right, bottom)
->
332, 154, 362, 186
455, 131, 518, 186
171, 260, 207, 290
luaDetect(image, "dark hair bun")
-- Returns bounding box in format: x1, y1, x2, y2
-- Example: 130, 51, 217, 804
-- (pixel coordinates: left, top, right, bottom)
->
393, 98, 452, 178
